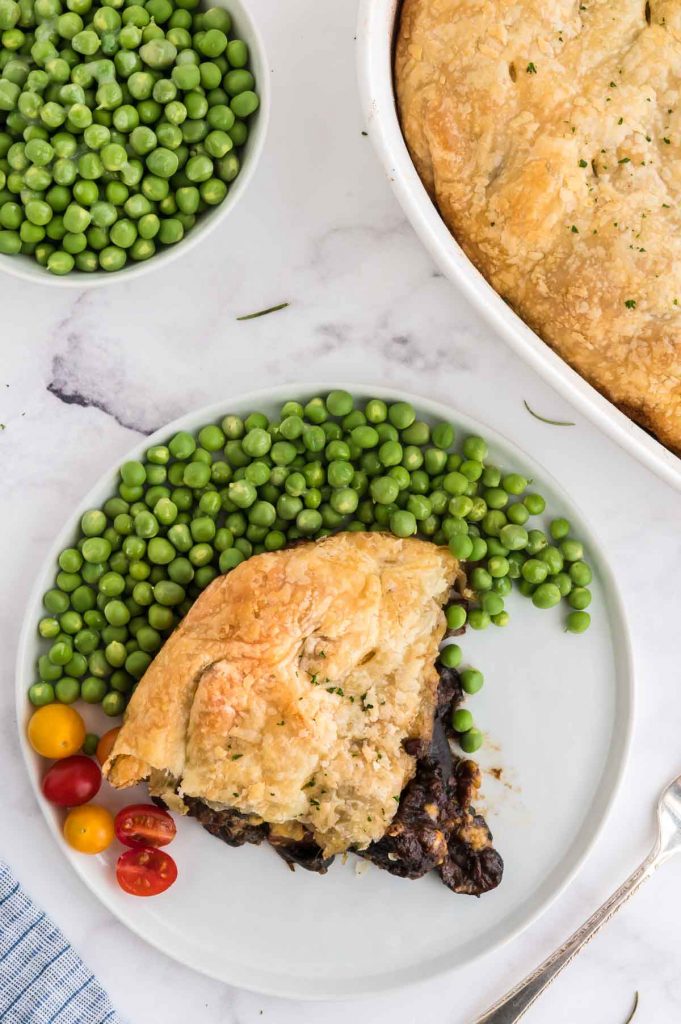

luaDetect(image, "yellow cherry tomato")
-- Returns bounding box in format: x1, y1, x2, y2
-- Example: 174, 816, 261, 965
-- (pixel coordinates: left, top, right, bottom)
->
63, 804, 115, 855
27, 704, 86, 760
96, 726, 121, 767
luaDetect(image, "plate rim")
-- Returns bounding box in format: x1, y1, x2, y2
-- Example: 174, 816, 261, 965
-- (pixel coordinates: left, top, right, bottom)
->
15, 381, 635, 1000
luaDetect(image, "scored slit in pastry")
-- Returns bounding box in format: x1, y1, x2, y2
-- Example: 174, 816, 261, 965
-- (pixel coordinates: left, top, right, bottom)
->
104, 531, 503, 895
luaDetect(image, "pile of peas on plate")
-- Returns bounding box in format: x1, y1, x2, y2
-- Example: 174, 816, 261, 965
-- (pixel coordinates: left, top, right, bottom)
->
0, 0, 258, 274
30, 392, 594, 755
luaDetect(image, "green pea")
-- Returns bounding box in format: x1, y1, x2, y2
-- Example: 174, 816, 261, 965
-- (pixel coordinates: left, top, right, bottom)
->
536, 545, 562, 575
102, 690, 126, 716
452, 708, 473, 733
104, 599, 130, 626
444, 605, 466, 631
560, 539, 584, 562
460, 727, 483, 753
468, 609, 491, 630
154, 579, 185, 606
470, 567, 493, 592
481, 591, 504, 616
55, 676, 80, 703
390, 509, 416, 538
499, 524, 528, 551
74, 629, 99, 655
80, 675, 106, 702
38, 616, 60, 639
461, 667, 483, 694
568, 587, 591, 610
218, 547, 244, 572
550, 517, 571, 540
122, 650, 150, 681
521, 558, 548, 584
146, 603, 174, 631
29, 682, 56, 706
532, 582, 562, 609
569, 561, 592, 586
526, 529, 548, 556
448, 533, 473, 559
524, 493, 546, 515
329, 487, 358, 515
439, 643, 461, 668
146, 537, 175, 564
566, 611, 591, 633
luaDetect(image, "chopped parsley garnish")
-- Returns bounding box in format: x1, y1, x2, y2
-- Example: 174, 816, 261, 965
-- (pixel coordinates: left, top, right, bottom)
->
624, 299, 637, 309
231, 754, 243, 761
526, 62, 537, 74
309, 673, 319, 685
571, 225, 579, 233
326, 686, 344, 697
618, 157, 630, 164
578, 159, 588, 167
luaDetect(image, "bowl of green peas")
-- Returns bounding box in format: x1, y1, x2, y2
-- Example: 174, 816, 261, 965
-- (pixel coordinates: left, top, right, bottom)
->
0, 0, 268, 283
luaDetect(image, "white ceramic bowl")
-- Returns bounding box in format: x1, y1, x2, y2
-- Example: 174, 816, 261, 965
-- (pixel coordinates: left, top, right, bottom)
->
356, 0, 681, 492
16, 383, 633, 998
0, 0, 269, 289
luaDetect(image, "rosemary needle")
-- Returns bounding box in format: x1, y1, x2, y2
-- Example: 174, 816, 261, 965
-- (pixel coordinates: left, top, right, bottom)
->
623, 991, 639, 1024
523, 399, 576, 426
236, 302, 289, 321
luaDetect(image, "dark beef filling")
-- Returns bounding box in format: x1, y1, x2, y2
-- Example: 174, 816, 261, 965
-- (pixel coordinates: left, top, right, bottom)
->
182, 798, 268, 847
359, 680, 504, 895
176, 593, 503, 896
268, 830, 335, 874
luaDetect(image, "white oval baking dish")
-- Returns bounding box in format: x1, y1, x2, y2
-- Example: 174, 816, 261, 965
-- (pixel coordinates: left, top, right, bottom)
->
356, 0, 681, 492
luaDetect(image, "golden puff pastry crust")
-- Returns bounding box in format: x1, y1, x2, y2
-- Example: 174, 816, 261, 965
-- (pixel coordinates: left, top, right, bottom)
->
395, 0, 681, 453
104, 532, 464, 856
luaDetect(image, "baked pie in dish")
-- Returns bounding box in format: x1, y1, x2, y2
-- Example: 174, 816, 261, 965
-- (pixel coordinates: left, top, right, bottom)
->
104, 531, 503, 896
395, 0, 681, 453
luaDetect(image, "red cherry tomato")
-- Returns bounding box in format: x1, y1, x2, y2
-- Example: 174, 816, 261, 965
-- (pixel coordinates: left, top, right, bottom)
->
116, 846, 178, 897
114, 803, 176, 848
41, 755, 102, 807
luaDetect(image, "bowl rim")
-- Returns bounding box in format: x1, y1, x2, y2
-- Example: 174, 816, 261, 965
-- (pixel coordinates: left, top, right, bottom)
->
355, 0, 681, 492
15, 380, 634, 999
0, 0, 270, 289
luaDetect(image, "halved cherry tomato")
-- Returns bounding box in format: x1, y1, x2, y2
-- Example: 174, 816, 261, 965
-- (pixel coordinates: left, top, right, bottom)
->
114, 803, 176, 848
116, 846, 178, 896
96, 726, 121, 767
28, 704, 85, 760
42, 755, 101, 807
63, 804, 114, 854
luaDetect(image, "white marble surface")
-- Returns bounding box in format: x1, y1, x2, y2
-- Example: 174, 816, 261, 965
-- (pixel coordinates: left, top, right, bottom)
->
1, 1, 681, 1021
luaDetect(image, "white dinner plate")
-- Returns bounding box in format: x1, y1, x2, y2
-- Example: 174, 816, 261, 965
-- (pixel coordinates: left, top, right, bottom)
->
16, 384, 633, 999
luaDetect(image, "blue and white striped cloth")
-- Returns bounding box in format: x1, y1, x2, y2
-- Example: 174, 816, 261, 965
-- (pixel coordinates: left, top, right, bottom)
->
0, 861, 124, 1024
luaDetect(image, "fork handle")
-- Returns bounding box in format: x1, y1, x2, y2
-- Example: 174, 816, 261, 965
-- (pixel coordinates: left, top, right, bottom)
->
473, 849, 661, 1024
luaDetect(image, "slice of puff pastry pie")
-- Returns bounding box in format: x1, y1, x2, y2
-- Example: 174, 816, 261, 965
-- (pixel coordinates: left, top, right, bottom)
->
104, 532, 503, 895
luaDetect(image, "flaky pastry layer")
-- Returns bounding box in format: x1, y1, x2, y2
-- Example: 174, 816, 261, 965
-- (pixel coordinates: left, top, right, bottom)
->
104, 532, 463, 856
396, 0, 681, 451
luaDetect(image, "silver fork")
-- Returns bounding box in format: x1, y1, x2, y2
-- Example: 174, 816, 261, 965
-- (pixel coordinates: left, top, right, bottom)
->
474, 773, 681, 1024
